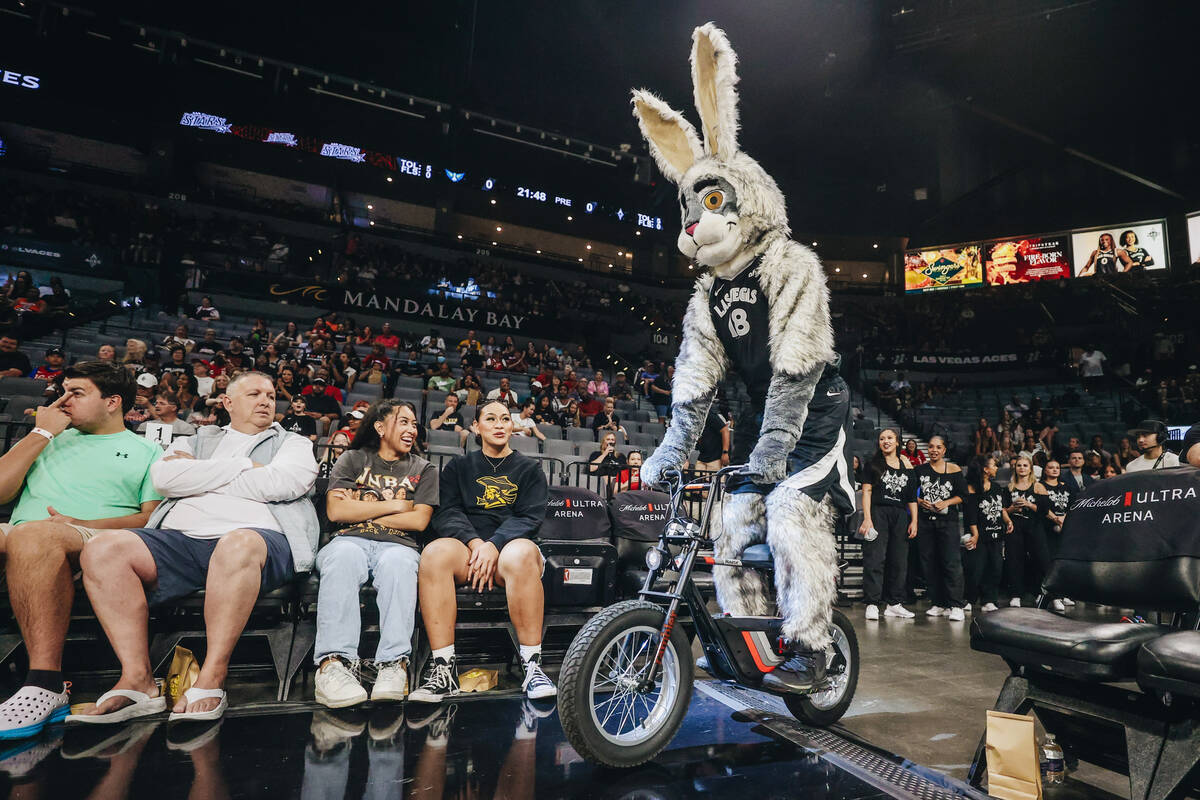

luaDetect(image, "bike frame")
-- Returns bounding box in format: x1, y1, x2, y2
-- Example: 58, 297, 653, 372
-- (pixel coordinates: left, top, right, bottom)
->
638, 466, 775, 689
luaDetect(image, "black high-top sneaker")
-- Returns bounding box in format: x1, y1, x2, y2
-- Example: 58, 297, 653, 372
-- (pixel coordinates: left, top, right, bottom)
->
408, 656, 460, 703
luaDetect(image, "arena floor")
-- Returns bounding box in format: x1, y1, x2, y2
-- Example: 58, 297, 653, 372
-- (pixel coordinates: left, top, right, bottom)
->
0, 604, 1153, 799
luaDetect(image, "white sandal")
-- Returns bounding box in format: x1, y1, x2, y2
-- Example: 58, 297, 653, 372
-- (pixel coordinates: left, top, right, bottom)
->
66, 686, 166, 725
168, 687, 227, 722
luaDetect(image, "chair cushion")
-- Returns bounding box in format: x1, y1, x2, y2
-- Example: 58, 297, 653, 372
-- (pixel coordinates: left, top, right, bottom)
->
1138, 631, 1200, 698
970, 608, 1166, 681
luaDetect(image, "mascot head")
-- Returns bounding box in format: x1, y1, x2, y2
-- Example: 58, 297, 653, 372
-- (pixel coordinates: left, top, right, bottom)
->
632, 23, 789, 278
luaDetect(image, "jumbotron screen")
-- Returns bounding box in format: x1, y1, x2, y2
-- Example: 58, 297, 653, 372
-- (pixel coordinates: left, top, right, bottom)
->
983, 235, 1071, 285
904, 245, 983, 293
1070, 219, 1167, 276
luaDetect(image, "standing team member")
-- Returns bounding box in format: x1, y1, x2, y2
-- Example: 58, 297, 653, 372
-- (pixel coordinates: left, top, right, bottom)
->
1041, 459, 1076, 608
1123, 420, 1180, 472
410, 401, 556, 702
312, 400, 439, 708
859, 429, 918, 621
1003, 455, 1054, 610
914, 435, 968, 621
963, 456, 1013, 613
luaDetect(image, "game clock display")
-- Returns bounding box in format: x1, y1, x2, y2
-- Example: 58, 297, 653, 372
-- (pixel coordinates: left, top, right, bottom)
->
516, 186, 548, 202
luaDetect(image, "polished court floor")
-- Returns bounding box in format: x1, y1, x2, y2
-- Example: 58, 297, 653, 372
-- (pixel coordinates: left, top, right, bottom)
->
0, 602, 1170, 799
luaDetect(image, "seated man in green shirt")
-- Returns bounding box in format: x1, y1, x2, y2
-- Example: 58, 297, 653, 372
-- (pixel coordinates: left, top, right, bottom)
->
0, 361, 162, 739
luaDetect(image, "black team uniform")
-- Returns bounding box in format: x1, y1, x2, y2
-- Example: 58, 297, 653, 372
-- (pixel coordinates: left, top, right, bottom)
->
914, 463, 968, 610
963, 482, 1009, 608
1004, 481, 1051, 602
861, 457, 917, 609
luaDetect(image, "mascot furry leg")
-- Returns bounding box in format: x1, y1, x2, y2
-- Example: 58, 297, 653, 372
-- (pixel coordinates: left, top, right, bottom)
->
632, 23, 855, 683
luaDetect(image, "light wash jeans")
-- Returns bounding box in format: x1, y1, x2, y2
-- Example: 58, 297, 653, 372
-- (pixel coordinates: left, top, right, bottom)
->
314, 536, 420, 665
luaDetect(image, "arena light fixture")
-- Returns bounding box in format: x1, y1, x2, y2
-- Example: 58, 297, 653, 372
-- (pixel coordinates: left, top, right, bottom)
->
495, 226, 502, 232
490, 199, 496, 205
862, 273, 868, 278
586, 244, 592, 250
567, 215, 573, 221
386, 176, 393, 182
812, 241, 818, 246
536, 249, 542, 254
492, 241, 498, 245
457, 234, 463, 239
317, 249, 322, 254
369, 220, 375, 226
367, 204, 374, 210
578, 258, 584, 262
635, 231, 641, 236
834, 267, 840, 272
617, 251, 623, 256
872, 243, 879, 248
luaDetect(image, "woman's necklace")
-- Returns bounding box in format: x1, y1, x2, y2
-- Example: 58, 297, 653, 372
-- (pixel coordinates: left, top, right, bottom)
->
482, 450, 511, 473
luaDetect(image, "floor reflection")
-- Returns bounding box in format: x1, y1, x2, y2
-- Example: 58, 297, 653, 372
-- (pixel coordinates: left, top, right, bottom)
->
0, 692, 895, 799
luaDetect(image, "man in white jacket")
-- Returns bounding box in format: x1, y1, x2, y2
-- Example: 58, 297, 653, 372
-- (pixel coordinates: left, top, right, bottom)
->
73, 372, 318, 723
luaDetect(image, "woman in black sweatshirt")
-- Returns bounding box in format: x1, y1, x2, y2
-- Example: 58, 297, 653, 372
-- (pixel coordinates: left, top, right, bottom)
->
859, 429, 919, 620
411, 400, 556, 704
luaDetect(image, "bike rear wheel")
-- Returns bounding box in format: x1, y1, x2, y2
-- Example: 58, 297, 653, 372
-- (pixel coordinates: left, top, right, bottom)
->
783, 608, 859, 726
558, 600, 694, 768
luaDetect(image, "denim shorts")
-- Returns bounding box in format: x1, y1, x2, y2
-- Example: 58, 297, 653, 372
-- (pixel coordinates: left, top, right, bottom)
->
130, 527, 294, 606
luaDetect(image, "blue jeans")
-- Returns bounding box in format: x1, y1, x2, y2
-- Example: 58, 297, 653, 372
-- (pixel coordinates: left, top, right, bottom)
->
314, 536, 420, 665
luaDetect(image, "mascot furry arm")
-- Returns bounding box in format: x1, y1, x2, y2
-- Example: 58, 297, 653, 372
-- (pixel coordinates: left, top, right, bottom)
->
636, 24, 837, 488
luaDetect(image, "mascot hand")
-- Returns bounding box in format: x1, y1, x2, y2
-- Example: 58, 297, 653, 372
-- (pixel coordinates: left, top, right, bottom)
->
639, 449, 682, 489
746, 434, 791, 484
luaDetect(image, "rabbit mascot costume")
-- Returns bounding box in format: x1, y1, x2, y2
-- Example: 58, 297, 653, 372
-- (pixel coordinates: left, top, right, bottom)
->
636, 24, 855, 689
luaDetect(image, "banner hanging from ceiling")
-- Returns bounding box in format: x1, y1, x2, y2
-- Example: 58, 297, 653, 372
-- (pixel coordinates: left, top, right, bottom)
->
983, 234, 1072, 285
1070, 219, 1167, 277
903, 245, 983, 293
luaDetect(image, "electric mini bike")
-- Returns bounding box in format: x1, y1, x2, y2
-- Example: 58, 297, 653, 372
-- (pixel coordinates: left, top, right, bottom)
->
557, 466, 859, 768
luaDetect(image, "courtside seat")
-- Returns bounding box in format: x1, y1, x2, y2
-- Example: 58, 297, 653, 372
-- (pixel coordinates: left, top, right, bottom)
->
1137, 631, 1200, 699
971, 611, 1165, 681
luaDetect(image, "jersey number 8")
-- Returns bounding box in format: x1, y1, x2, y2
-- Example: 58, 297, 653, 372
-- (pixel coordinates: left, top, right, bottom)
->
728, 308, 750, 338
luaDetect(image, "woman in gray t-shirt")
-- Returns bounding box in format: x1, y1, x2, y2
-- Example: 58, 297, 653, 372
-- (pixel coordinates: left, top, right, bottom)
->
312, 400, 439, 708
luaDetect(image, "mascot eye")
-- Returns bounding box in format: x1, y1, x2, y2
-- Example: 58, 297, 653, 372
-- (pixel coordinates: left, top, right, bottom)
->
702, 190, 724, 210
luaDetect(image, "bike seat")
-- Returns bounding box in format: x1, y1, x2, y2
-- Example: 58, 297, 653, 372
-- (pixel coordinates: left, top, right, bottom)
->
741, 543, 774, 568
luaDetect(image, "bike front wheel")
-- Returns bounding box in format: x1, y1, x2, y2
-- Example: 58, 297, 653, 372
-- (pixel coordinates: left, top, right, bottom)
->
557, 600, 694, 768
783, 608, 859, 726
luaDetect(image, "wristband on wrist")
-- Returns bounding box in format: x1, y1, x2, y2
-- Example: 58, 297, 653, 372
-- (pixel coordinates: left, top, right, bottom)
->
31, 427, 55, 441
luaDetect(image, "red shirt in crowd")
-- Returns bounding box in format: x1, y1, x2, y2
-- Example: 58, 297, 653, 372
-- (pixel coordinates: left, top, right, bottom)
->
374, 333, 400, 350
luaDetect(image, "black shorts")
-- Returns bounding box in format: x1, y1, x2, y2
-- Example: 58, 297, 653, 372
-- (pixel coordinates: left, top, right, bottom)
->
727, 374, 856, 515
131, 527, 295, 606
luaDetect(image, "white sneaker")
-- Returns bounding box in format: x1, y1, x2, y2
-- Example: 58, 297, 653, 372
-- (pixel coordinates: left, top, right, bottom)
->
926, 606, 946, 617
315, 657, 368, 709
371, 660, 409, 702
0, 685, 71, 740
884, 604, 915, 619
981, 603, 999, 612
1062, 597, 1076, 607
1051, 599, 1066, 613
864, 604, 880, 620
1009, 597, 1022, 608
948, 607, 965, 621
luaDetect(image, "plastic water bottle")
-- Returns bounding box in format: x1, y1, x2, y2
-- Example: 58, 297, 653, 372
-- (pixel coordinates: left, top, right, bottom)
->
1042, 734, 1065, 785
864, 526, 879, 542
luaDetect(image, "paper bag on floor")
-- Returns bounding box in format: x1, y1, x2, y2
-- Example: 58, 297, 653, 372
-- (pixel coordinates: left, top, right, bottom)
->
459, 668, 498, 693
985, 710, 1043, 800
166, 646, 200, 707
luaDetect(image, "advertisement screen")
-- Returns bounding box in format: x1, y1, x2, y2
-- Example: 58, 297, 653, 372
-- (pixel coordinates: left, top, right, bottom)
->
904, 245, 983, 293
1070, 220, 1167, 277
983, 235, 1072, 285
1188, 213, 1200, 267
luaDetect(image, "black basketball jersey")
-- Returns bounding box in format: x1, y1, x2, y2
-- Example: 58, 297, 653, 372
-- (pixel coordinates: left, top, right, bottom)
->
710, 259, 772, 414
1125, 246, 1151, 270
1094, 248, 1118, 275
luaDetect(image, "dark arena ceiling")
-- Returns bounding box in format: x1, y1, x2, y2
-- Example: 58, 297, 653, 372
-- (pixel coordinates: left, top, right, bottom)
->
5, 0, 1199, 246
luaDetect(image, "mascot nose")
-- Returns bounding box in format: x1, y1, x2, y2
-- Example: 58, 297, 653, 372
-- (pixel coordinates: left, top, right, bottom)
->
685, 222, 699, 237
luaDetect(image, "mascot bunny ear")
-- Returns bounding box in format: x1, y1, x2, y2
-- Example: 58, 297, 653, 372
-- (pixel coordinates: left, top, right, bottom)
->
690, 23, 740, 160
631, 90, 703, 185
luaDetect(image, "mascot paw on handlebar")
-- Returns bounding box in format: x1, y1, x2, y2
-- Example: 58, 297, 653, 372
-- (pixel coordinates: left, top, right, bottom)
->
638, 450, 683, 489
745, 434, 792, 485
